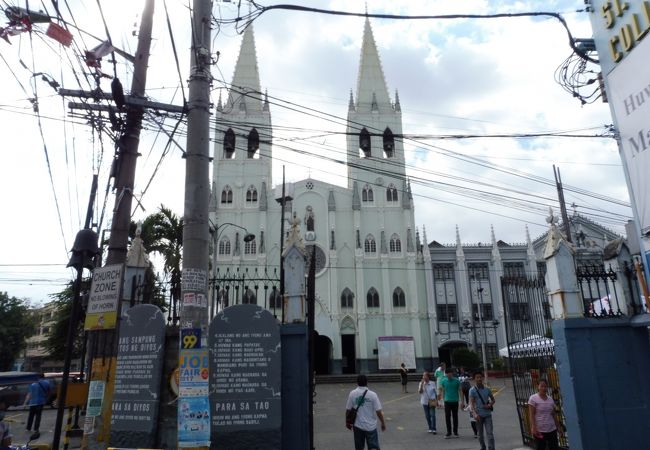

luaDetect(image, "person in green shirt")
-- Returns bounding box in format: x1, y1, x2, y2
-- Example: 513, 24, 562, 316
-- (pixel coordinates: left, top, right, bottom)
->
438, 368, 465, 439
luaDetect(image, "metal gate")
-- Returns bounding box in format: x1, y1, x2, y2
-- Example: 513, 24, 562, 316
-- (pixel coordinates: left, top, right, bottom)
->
501, 276, 569, 449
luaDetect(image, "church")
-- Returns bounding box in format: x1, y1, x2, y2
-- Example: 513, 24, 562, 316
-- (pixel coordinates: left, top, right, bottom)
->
209, 18, 432, 374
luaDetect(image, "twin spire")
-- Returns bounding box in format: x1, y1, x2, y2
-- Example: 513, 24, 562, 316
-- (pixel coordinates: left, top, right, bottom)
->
227, 19, 393, 114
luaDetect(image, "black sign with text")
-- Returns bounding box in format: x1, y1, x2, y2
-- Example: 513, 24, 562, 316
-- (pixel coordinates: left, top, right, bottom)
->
209, 304, 281, 449
109, 304, 166, 448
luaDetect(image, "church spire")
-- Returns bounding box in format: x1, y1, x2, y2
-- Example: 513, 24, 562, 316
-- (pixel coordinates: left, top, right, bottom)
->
348, 89, 355, 111
356, 17, 391, 111
227, 24, 263, 112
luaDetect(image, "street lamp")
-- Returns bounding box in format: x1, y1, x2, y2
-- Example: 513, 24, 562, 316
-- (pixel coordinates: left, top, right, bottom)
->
52, 228, 98, 450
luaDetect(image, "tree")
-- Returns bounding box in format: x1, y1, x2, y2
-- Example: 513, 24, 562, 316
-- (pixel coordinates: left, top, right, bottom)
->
451, 347, 481, 371
135, 205, 183, 314
0, 292, 36, 370
45, 282, 88, 361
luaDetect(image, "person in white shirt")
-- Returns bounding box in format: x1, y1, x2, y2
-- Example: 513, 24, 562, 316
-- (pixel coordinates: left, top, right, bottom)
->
418, 371, 437, 434
345, 375, 386, 450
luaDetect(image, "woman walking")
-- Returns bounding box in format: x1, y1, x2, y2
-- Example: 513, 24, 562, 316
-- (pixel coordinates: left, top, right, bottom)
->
528, 379, 560, 450
418, 371, 437, 434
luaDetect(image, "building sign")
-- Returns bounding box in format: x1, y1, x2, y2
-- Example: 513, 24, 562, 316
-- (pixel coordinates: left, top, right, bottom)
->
84, 264, 123, 330
209, 304, 281, 450
110, 304, 166, 448
377, 336, 416, 370
589, 1, 650, 76
86, 380, 105, 417
607, 34, 650, 235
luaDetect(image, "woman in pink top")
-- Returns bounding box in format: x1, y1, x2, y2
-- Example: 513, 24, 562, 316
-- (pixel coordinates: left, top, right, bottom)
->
527, 379, 560, 450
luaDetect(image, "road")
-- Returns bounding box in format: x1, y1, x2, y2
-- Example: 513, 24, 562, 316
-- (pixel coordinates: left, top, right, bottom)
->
3, 378, 532, 449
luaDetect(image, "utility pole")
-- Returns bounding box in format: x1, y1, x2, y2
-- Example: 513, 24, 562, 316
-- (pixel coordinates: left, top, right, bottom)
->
178, 0, 212, 447
553, 165, 573, 243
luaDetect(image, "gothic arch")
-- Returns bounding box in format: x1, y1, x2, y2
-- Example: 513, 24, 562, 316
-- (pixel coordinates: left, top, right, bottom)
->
218, 237, 231, 255
362, 184, 374, 202
221, 185, 233, 204
359, 127, 371, 157
389, 233, 401, 253
340, 288, 354, 309
383, 127, 394, 158
247, 128, 260, 158
340, 315, 356, 334
367, 287, 380, 308
392, 287, 406, 307
364, 234, 376, 253
246, 185, 258, 203
223, 128, 235, 158
386, 184, 398, 202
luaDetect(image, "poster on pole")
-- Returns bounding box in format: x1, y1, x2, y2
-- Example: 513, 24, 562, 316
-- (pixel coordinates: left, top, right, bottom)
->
377, 336, 416, 370
607, 34, 650, 235
84, 264, 123, 330
86, 380, 105, 417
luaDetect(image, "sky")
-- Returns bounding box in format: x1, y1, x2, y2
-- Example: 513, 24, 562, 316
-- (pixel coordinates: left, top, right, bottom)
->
0, 0, 631, 304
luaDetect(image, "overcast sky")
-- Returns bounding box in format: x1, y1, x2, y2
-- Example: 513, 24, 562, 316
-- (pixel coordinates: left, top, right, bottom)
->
0, 0, 630, 304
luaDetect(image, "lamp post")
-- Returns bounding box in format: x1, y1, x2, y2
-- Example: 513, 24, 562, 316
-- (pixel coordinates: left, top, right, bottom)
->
52, 229, 98, 450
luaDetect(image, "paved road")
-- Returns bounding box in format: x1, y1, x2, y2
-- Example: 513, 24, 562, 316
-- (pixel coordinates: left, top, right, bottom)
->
4, 378, 531, 449
315, 377, 532, 450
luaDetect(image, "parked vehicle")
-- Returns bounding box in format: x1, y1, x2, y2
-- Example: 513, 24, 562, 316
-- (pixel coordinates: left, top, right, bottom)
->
0, 372, 39, 409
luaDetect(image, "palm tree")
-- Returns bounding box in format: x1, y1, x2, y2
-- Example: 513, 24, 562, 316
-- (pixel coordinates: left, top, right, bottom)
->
136, 205, 183, 321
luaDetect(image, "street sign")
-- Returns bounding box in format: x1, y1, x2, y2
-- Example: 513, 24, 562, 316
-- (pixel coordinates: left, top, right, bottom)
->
84, 264, 123, 330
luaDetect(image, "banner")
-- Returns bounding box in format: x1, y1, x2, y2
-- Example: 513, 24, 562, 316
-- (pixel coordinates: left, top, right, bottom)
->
377, 336, 416, 370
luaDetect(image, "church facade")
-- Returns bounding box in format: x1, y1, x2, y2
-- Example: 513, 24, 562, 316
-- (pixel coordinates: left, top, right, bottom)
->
210, 19, 432, 374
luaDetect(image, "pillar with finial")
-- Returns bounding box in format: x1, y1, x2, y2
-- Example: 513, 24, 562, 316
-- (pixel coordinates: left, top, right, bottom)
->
282, 212, 307, 323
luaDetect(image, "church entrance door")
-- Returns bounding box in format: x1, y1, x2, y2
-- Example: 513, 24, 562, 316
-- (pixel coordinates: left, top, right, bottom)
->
341, 334, 356, 374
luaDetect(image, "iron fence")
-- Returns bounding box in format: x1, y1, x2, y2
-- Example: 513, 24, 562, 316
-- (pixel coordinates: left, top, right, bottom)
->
576, 264, 624, 318
501, 276, 569, 450
210, 266, 281, 319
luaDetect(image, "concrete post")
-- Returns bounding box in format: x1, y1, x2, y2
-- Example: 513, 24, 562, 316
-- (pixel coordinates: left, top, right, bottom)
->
603, 238, 632, 315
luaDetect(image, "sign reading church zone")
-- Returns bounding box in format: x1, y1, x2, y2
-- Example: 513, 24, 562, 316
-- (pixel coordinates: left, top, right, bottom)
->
84, 264, 123, 330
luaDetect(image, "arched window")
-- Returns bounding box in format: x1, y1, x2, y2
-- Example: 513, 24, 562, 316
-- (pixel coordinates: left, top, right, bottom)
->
362, 184, 374, 202
223, 128, 235, 158
218, 237, 231, 255
367, 287, 380, 308
247, 128, 260, 158
244, 238, 257, 255
243, 288, 256, 305
221, 185, 233, 204
389, 234, 401, 253
269, 288, 282, 309
386, 184, 398, 202
364, 235, 376, 254
393, 287, 406, 307
246, 185, 258, 203
383, 127, 395, 158
359, 127, 371, 157
341, 288, 354, 308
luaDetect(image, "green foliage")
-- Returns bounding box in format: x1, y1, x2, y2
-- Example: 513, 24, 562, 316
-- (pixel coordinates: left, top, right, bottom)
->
491, 357, 506, 371
0, 292, 37, 370
45, 282, 88, 361
451, 347, 481, 371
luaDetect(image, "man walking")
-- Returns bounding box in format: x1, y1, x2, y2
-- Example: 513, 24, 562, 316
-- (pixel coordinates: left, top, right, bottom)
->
345, 374, 386, 450
469, 371, 496, 450
24, 377, 50, 439
438, 367, 464, 439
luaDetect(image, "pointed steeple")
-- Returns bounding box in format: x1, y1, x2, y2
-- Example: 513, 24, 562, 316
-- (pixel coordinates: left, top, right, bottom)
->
227, 24, 263, 112
491, 225, 497, 248
217, 92, 223, 112
262, 89, 269, 111
456, 225, 465, 258
356, 17, 391, 111
352, 181, 361, 210
491, 224, 501, 261
422, 225, 431, 258
394, 89, 401, 112
348, 89, 355, 111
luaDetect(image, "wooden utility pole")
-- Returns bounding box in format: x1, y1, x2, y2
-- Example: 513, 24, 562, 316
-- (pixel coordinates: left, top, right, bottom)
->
553, 165, 573, 243
178, 0, 213, 447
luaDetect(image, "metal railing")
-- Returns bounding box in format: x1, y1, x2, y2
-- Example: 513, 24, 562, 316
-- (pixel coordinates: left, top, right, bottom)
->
576, 264, 623, 318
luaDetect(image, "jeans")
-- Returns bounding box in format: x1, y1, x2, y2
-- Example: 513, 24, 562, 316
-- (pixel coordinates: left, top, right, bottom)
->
444, 401, 459, 435
353, 426, 380, 450
27, 404, 44, 431
477, 415, 495, 450
535, 430, 559, 450
421, 404, 436, 431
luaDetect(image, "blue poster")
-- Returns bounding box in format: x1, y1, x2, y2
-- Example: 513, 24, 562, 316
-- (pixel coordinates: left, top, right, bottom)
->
178, 396, 211, 447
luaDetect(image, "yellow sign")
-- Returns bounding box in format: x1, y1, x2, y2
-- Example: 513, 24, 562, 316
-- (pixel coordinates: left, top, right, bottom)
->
57, 382, 89, 407
84, 311, 117, 331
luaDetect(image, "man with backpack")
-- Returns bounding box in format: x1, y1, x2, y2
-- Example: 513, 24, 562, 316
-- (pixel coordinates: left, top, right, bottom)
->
23, 376, 50, 439
469, 371, 496, 450
345, 374, 386, 450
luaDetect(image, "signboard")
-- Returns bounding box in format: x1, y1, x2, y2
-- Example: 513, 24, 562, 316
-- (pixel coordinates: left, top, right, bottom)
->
377, 336, 416, 370
84, 264, 123, 330
179, 349, 209, 397
109, 304, 166, 448
607, 33, 650, 235
209, 304, 282, 450
178, 396, 211, 447
86, 380, 105, 417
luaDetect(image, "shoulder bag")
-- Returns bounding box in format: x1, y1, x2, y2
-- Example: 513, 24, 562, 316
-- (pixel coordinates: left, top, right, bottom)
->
346, 389, 369, 427
426, 382, 437, 407
474, 386, 494, 411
